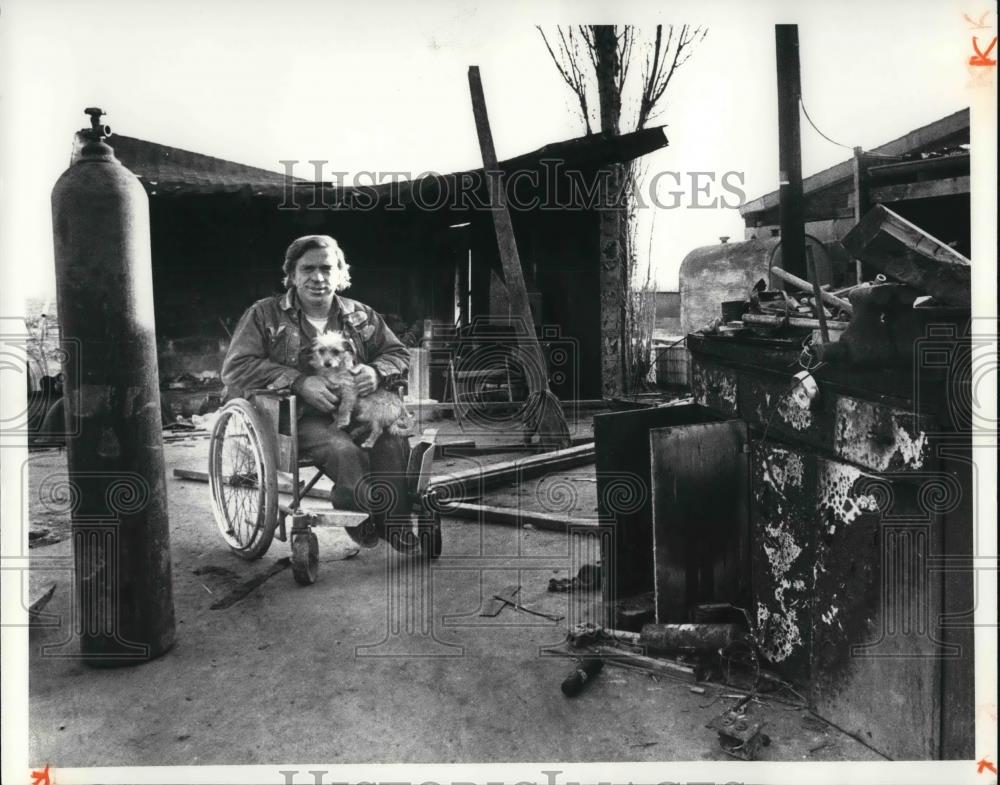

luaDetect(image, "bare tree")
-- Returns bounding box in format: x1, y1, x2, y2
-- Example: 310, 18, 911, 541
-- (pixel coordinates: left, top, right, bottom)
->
538, 24, 707, 396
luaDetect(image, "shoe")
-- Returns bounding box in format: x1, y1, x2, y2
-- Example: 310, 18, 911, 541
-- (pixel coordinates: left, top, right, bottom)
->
343, 517, 380, 549
384, 522, 423, 555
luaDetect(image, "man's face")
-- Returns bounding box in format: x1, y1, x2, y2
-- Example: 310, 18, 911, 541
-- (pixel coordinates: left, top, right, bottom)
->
292, 246, 340, 311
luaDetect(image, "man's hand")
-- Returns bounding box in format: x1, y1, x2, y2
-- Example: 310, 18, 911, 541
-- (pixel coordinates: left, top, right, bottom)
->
350, 363, 379, 396
294, 375, 341, 414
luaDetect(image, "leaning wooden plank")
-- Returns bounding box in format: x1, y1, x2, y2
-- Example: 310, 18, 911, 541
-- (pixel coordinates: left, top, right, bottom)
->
447, 502, 599, 533
842, 204, 971, 306
468, 65, 571, 450
426, 442, 595, 498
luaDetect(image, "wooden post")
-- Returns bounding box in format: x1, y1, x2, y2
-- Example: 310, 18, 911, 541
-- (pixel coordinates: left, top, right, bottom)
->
852, 146, 870, 283
775, 25, 806, 282
467, 66, 571, 449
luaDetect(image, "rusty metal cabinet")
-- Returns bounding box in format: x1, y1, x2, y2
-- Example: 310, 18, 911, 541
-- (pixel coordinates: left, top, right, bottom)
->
686, 333, 973, 760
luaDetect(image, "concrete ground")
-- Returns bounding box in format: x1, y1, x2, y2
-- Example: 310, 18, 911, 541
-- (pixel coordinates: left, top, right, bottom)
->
25, 415, 881, 766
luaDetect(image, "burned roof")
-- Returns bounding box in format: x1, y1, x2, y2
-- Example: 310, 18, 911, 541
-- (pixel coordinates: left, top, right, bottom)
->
740, 108, 970, 225
99, 126, 670, 202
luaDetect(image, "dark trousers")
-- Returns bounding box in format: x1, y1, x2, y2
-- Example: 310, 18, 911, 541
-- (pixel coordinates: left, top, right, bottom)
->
297, 414, 412, 528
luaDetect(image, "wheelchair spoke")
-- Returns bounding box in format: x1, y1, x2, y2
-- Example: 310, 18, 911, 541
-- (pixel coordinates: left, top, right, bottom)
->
217, 409, 264, 549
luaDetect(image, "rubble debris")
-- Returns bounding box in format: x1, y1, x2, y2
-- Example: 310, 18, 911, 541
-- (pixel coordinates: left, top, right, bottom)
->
567, 622, 640, 646
548, 562, 601, 592
560, 657, 603, 697
548, 639, 699, 683
842, 204, 971, 307
480, 583, 520, 617
611, 592, 655, 631
491, 585, 564, 621
706, 697, 770, 760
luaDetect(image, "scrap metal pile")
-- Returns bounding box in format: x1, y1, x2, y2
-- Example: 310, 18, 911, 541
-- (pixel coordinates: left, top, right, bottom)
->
700, 204, 971, 370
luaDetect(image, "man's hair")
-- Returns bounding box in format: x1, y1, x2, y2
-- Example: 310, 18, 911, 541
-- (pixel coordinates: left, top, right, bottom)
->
282, 235, 352, 291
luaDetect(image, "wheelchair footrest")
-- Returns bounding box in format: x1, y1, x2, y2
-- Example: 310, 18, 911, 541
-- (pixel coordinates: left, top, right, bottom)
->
281, 503, 370, 529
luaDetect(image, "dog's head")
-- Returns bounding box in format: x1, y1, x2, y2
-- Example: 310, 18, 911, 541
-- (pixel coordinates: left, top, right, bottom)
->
309, 330, 354, 372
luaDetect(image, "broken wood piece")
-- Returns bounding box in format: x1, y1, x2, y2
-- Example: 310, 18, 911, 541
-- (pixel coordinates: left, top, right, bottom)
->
842, 203, 970, 307
448, 502, 598, 533
689, 686, 707, 695
492, 585, 564, 621
209, 558, 290, 610
479, 583, 520, 617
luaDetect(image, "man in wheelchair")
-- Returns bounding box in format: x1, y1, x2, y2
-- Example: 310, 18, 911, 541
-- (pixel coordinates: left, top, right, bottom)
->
221, 234, 419, 552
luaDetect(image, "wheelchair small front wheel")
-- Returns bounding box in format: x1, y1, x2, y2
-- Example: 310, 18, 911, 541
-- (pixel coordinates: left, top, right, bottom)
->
208, 398, 279, 560
291, 531, 319, 586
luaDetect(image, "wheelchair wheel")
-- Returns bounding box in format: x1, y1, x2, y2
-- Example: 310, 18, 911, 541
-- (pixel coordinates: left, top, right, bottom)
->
291, 531, 319, 586
208, 399, 279, 560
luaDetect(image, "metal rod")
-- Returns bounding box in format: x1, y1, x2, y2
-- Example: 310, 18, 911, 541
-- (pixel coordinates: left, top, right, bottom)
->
806, 246, 831, 343
770, 265, 854, 315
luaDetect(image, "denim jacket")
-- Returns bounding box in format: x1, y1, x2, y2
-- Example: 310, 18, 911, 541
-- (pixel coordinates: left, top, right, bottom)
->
221, 289, 409, 401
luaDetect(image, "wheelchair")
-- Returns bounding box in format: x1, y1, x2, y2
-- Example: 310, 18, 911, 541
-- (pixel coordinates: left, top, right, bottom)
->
207, 386, 442, 585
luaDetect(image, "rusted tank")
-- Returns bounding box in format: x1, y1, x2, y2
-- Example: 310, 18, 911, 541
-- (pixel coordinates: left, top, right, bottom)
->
50, 108, 176, 665
679, 235, 851, 336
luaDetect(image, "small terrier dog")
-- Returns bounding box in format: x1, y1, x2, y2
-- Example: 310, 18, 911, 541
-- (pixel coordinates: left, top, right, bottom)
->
309, 330, 414, 448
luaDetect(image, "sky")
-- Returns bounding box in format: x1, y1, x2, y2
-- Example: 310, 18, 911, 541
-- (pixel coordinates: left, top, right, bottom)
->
0, 0, 978, 303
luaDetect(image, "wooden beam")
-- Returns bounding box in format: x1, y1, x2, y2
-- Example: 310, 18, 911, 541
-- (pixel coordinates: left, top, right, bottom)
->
439, 434, 592, 457
545, 641, 699, 682
426, 442, 596, 498
870, 176, 970, 204
446, 502, 599, 532
741, 313, 849, 331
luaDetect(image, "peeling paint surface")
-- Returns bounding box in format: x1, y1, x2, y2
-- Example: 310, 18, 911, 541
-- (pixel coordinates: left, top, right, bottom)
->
759, 448, 804, 495
818, 460, 880, 529
752, 444, 814, 671
777, 387, 813, 431
763, 523, 802, 575
835, 396, 930, 472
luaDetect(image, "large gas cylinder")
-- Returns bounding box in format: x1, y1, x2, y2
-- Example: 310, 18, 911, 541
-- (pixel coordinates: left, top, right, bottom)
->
50, 108, 175, 665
